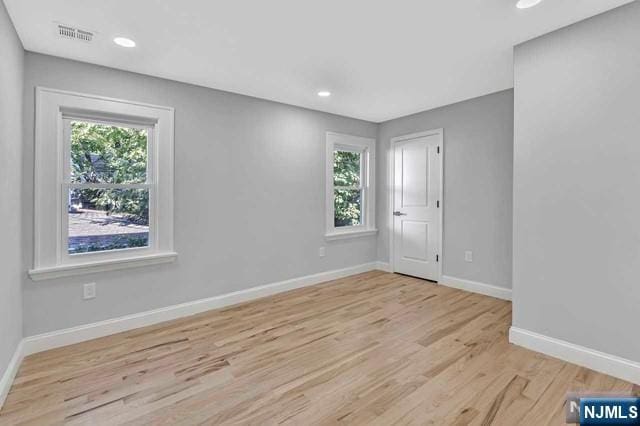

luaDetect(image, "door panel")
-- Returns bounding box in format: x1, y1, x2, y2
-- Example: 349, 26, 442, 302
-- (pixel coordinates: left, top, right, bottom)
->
393, 132, 442, 281
401, 144, 429, 208
401, 221, 429, 261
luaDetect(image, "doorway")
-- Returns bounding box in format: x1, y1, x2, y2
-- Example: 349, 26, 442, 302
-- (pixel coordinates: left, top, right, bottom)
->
390, 129, 443, 281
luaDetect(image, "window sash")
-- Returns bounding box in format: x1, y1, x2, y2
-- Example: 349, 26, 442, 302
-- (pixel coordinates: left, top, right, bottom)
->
62, 117, 154, 186
62, 184, 155, 258
333, 147, 364, 188
332, 147, 368, 229
333, 187, 365, 228
61, 118, 157, 259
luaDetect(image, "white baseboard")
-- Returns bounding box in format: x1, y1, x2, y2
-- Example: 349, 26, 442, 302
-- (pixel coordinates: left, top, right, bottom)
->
22, 262, 380, 356
439, 275, 512, 301
0, 340, 24, 411
509, 327, 640, 385
375, 261, 392, 272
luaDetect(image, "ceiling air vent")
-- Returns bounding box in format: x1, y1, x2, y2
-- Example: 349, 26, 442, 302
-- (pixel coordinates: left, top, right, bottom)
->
57, 24, 94, 42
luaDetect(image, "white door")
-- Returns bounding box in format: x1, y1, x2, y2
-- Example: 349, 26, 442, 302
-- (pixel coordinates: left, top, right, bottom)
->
392, 131, 442, 281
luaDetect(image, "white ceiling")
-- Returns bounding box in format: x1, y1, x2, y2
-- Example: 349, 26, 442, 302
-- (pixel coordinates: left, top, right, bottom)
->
5, 0, 634, 122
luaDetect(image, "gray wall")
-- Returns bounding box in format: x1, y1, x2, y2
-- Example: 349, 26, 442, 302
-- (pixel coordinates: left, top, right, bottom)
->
513, 1, 640, 361
376, 90, 514, 289
22, 53, 378, 336
0, 0, 24, 377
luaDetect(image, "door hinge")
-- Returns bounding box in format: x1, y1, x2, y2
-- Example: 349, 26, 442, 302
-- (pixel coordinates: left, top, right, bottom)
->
437, 200, 440, 208
437, 146, 440, 154
436, 254, 439, 262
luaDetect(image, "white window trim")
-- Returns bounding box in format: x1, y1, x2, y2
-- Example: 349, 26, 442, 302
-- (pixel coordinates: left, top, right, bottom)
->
29, 87, 176, 281
325, 132, 377, 240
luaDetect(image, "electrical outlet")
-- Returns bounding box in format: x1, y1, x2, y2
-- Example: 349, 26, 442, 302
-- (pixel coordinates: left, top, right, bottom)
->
83, 282, 96, 300
318, 247, 326, 257
465, 251, 473, 262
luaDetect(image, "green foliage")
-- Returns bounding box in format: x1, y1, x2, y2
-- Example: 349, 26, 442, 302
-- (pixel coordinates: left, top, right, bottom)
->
70, 122, 149, 223
334, 189, 361, 227
333, 151, 362, 227
71, 121, 147, 184
333, 151, 361, 187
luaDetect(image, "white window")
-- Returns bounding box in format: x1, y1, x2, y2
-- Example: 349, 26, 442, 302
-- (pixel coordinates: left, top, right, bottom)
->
30, 88, 176, 280
325, 132, 377, 240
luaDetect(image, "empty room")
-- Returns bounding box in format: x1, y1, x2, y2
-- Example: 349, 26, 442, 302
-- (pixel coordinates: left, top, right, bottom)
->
1, 0, 639, 424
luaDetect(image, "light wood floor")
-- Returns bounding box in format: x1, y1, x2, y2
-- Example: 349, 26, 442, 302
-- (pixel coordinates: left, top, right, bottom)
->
1, 271, 637, 425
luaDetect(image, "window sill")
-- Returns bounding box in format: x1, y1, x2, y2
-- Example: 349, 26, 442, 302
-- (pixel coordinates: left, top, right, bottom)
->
28, 251, 178, 281
325, 229, 378, 241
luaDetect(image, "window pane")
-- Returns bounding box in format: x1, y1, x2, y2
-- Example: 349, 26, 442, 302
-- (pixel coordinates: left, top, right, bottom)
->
334, 189, 362, 227
68, 188, 149, 254
70, 121, 148, 184
333, 150, 361, 187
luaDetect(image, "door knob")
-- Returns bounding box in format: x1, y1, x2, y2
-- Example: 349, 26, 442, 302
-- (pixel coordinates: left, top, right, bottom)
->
393, 211, 407, 216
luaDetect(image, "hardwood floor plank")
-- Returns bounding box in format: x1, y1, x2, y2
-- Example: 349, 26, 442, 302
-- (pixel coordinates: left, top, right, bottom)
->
1, 271, 635, 425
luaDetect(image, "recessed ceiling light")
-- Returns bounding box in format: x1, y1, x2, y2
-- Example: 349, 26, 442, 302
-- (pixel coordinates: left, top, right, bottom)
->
317, 91, 331, 97
516, 0, 542, 9
113, 37, 136, 48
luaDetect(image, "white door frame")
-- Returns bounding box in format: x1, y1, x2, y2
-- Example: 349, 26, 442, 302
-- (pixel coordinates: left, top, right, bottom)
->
388, 128, 444, 281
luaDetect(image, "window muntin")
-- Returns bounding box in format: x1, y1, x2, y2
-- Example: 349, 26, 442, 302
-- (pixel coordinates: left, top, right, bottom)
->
63, 119, 154, 255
